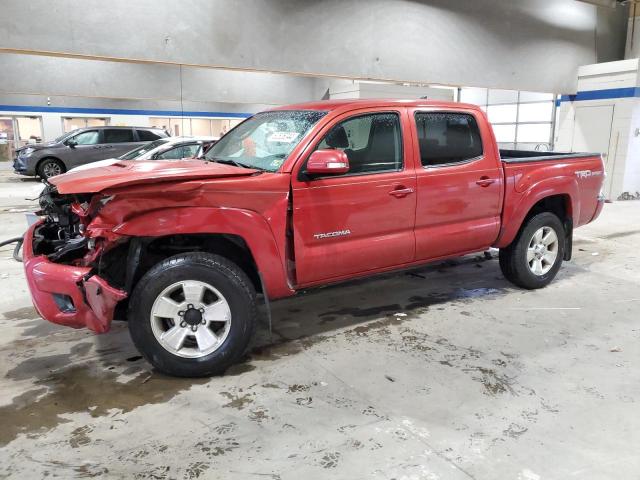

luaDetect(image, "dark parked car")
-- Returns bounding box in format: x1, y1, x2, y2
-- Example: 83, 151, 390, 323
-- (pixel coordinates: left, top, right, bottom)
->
13, 126, 170, 179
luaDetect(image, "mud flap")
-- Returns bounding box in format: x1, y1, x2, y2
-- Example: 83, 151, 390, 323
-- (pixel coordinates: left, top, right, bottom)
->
563, 218, 573, 261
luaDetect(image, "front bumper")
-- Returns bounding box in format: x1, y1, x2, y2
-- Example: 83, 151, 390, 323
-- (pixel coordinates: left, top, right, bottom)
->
23, 222, 127, 333
13, 155, 34, 176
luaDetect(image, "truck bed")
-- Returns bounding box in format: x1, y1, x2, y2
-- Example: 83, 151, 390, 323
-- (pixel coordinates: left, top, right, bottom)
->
500, 149, 600, 163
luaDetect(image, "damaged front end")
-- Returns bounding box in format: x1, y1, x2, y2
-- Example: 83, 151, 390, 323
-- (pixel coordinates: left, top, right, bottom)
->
23, 184, 127, 333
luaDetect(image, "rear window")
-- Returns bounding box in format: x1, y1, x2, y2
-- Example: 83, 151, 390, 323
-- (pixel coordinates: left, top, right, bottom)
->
415, 112, 483, 166
137, 129, 164, 141
104, 129, 134, 143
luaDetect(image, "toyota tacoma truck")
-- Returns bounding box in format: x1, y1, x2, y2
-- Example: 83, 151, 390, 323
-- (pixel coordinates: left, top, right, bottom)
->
21, 100, 605, 377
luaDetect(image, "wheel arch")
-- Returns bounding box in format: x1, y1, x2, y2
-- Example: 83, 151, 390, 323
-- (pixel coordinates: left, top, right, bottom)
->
106, 206, 293, 301
496, 176, 578, 250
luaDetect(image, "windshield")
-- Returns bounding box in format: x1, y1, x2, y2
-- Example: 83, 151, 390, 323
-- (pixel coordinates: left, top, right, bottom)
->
119, 139, 170, 160
204, 110, 327, 172
53, 130, 78, 143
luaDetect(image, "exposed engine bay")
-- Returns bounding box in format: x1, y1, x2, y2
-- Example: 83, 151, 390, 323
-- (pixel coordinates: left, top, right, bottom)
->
33, 183, 93, 262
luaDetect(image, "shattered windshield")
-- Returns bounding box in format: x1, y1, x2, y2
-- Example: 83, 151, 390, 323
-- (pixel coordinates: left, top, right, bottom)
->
204, 110, 327, 172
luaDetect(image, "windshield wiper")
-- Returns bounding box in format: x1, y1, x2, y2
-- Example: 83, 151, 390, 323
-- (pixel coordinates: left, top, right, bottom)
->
208, 157, 265, 171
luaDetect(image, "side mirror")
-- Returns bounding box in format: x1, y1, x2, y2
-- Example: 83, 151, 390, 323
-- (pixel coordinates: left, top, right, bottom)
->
66, 139, 77, 148
305, 149, 350, 176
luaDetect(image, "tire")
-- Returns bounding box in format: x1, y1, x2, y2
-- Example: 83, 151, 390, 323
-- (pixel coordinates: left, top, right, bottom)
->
37, 158, 66, 179
499, 212, 565, 289
128, 252, 257, 377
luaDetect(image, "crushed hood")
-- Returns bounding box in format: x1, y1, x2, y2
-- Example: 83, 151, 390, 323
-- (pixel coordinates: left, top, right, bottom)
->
50, 159, 258, 194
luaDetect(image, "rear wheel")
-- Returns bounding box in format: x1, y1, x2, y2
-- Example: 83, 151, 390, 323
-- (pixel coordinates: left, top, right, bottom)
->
128, 252, 257, 377
499, 212, 565, 289
37, 158, 65, 179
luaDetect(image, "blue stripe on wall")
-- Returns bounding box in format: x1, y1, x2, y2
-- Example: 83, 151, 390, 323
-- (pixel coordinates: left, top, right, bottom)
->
558, 87, 640, 104
0, 104, 252, 118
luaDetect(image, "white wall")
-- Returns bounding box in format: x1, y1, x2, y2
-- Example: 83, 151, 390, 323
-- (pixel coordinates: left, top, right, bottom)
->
555, 59, 640, 200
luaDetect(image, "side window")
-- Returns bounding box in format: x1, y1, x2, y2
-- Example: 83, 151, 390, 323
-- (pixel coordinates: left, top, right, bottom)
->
71, 130, 99, 145
182, 144, 201, 158
316, 113, 402, 174
415, 112, 483, 167
137, 129, 163, 141
155, 144, 198, 160
104, 129, 134, 143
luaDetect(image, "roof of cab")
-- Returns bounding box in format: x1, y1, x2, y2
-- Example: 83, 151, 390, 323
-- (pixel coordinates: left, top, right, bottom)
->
268, 98, 481, 113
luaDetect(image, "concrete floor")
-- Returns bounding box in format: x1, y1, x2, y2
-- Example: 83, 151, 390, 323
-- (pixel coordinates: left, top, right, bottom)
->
0, 162, 639, 479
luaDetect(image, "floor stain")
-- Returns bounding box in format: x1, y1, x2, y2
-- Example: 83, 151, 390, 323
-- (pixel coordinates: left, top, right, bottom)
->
69, 425, 93, 448
503, 423, 529, 438
2, 306, 37, 320
0, 365, 205, 446
220, 390, 254, 410
319, 304, 402, 318
464, 366, 516, 396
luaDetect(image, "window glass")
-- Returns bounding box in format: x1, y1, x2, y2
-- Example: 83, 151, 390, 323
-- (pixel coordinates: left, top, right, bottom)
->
516, 123, 551, 143
71, 130, 99, 145
156, 144, 200, 160
415, 113, 483, 166
119, 139, 169, 160
492, 124, 517, 143
487, 104, 517, 123
519, 91, 554, 102
518, 102, 553, 122
86, 118, 108, 128
316, 113, 402, 174
17, 117, 42, 143
205, 110, 326, 172
182, 144, 201, 158
488, 89, 518, 104
63, 117, 108, 132
104, 129, 134, 143
137, 129, 163, 141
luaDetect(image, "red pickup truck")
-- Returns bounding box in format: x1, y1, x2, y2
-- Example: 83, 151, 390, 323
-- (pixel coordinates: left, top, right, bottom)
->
23, 99, 605, 377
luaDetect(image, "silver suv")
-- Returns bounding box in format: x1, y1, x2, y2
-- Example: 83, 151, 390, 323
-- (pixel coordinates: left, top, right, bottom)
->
13, 126, 170, 179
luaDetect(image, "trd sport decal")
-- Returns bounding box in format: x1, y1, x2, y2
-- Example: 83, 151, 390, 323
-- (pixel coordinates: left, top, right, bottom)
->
313, 229, 351, 239
575, 170, 602, 179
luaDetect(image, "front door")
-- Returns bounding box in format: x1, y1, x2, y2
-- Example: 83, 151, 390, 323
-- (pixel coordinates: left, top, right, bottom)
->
409, 109, 503, 261
571, 105, 615, 199
62, 129, 104, 168
292, 110, 417, 286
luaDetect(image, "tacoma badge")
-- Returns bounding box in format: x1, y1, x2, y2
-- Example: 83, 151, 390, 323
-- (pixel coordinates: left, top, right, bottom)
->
313, 229, 351, 239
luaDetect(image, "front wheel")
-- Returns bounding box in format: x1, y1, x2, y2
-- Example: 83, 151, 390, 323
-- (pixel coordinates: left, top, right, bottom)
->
37, 158, 65, 179
128, 252, 257, 377
499, 212, 565, 289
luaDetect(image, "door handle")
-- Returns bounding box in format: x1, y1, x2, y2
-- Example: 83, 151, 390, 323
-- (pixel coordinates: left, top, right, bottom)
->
389, 187, 414, 198
476, 176, 495, 187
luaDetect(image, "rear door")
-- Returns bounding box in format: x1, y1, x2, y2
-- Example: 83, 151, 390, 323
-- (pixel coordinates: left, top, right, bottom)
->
292, 108, 417, 285
102, 128, 139, 158
409, 109, 503, 260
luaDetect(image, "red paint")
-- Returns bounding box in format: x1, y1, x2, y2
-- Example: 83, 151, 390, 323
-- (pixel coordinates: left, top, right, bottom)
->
28, 99, 604, 333
23, 222, 127, 333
